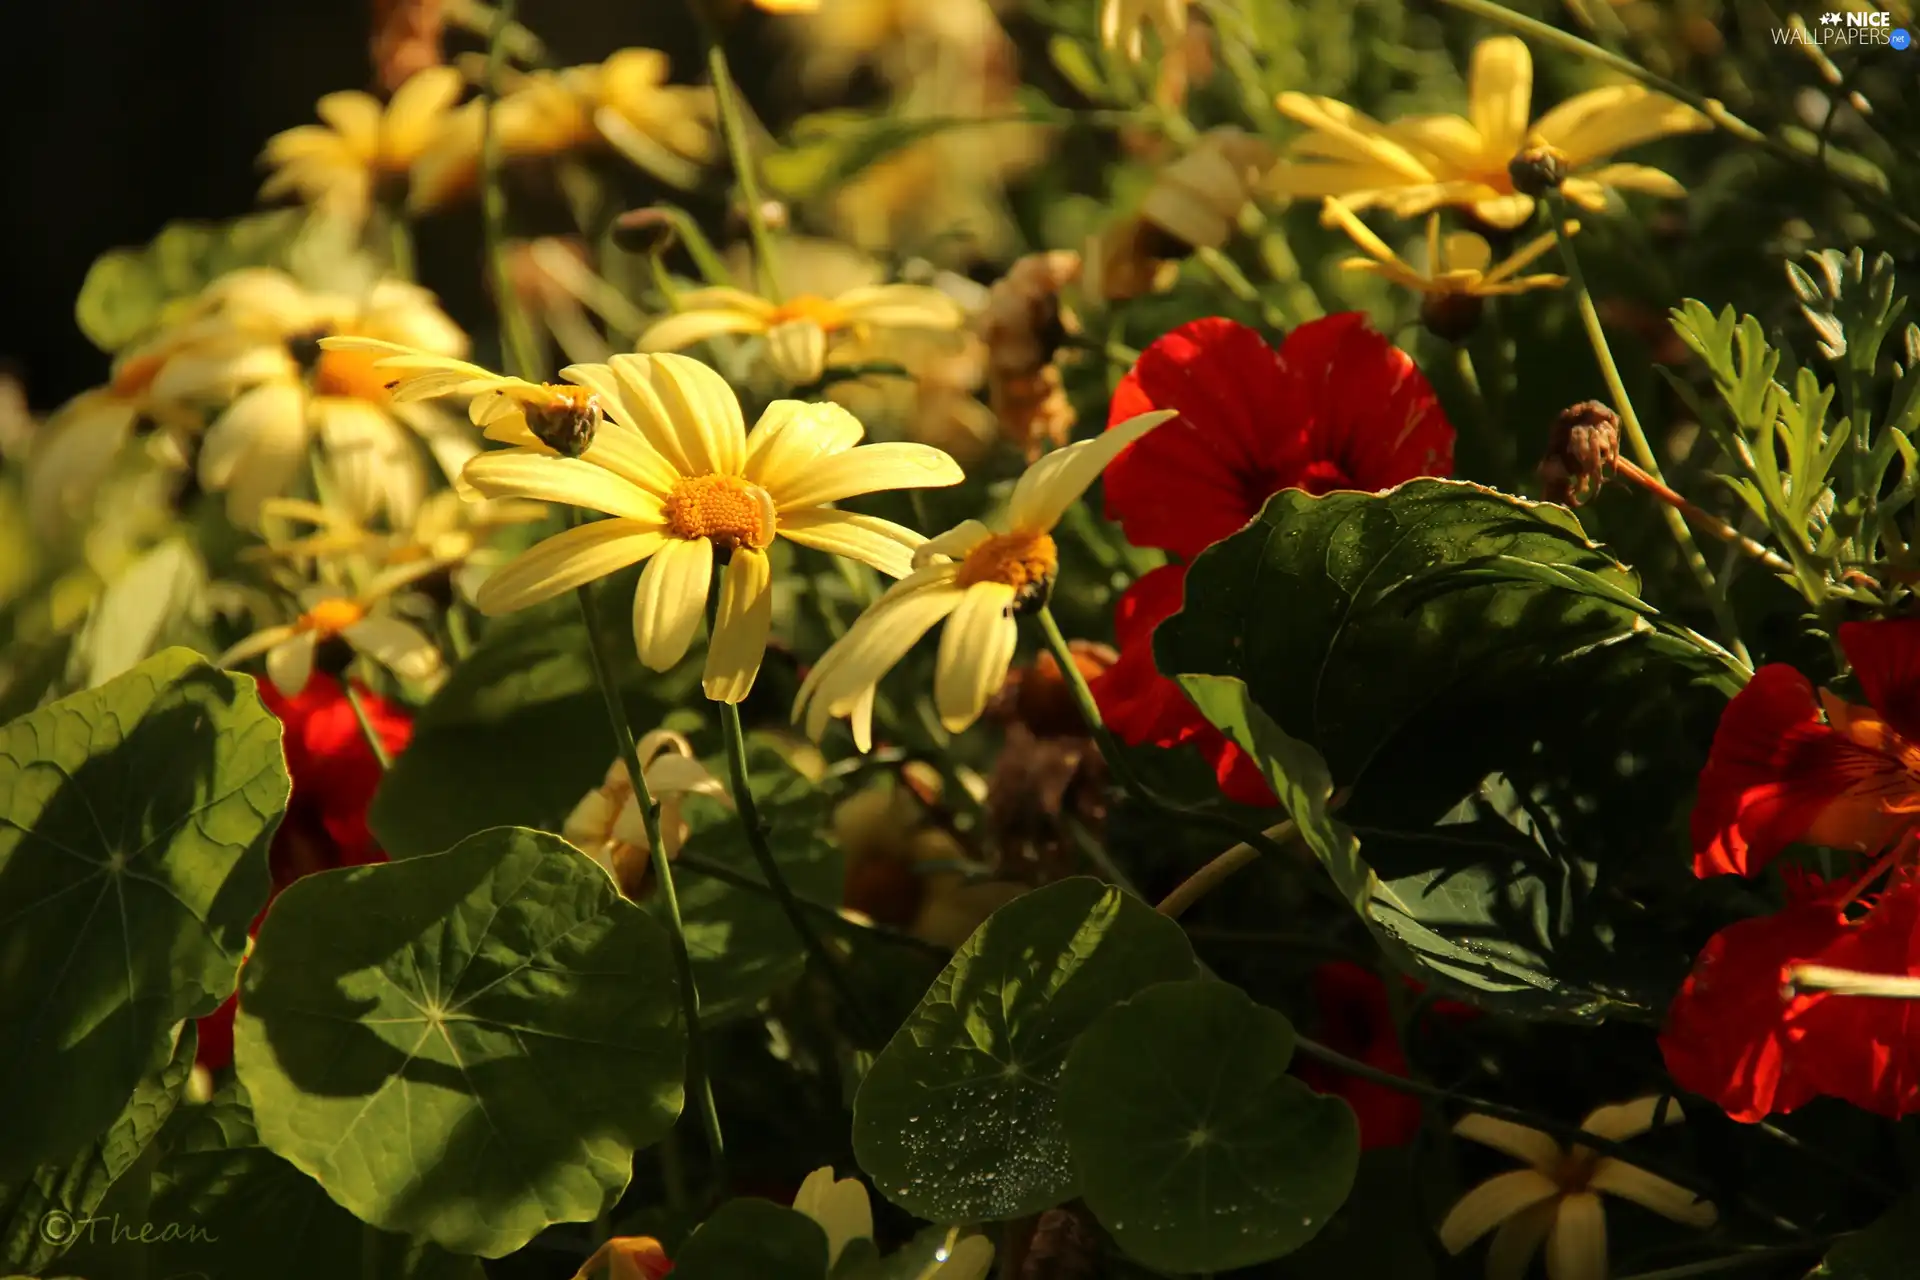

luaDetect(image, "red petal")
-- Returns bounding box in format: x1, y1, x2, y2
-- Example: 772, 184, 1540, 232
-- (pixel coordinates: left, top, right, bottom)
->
1104, 318, 1297, 560
195, 993, 238, 1072
1792, 877, 1920, 1118
1293, 962, 1423, 1149
261, 674, 412, 875
1659, 895, 1848, 1122
1840, 618, 1920, 744
1271, 313, 1455, 491
1690, 665, 1916, 876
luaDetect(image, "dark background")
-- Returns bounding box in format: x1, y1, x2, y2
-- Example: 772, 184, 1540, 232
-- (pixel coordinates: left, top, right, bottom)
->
0, 0, 713, 413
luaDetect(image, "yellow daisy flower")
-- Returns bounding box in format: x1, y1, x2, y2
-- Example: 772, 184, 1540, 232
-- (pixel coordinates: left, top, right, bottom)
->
216, 564, 445, 697
790, 1167, 994, 1279
320, 338, 966, 702
562, 730, 729, 900
1099, 0, 1187, 62
248, 488, 546, 602
261, 66, 466, 223
410, 49, 714, 208
1440, 1098, 1717, 1280
637, 283, 965, 388
793, 409, 1174, 748
1323, 198, 1571, 298
1272, 36, 1709, 230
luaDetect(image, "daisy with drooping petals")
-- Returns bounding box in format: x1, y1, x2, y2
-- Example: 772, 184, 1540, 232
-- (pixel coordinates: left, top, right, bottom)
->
1661, 617, 1920, 1122
1089, 315, 1454, 804
1440, 1099, 1716, 1280
1272, 36, 1709, 229
638, 283, 964, 388
793, 409, 1175, 750
562, 730, 729, 900
1321, 198, 1572, 340
216, 563, 445, 697
325, 338, 966, 702
260, 66, 466, 223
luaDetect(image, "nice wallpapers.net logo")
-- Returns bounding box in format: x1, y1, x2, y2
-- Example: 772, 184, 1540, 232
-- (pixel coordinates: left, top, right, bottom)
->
1777, 11, 1913, 48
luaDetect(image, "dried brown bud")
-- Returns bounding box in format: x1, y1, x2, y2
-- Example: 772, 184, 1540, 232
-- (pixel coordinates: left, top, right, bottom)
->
1020, 1205, 1107, 1280
1508, 143, 1569, 197
371, 0, 445, 96
990, 642, 1118, 737
981, 252, 1083, 457
1539, 400, 1621, 505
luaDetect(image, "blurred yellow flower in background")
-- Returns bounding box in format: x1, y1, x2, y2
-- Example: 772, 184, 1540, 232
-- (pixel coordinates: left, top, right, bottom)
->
331, 341, 964, 701
260, 66, 466, 222
562, 730, 729, 899
1099, 0, 1187, 62
1272, 36, 1708, 229
794, 409, 1172, 747
1440, 1098, 1716, 1280
1084, 127, 1272, 301
638, 282, 964, 387
1323, 199, 1571, 299
216, 562, 444, 696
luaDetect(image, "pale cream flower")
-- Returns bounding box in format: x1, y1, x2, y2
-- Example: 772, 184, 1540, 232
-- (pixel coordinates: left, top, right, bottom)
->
563, 731, 728, 899
216, 564, 444, 697
638, 283, 964, 387
1272, 36, 1709, 230
789, 1166, 993, 1279
323, 339, 965, 702
261, 67, 466, 222
1100, 0, 1187, 62
794, 409, 1174, 748
411, 49, 714, 207
1084, 128, 1272, 302
1440, 1098, 1717, 1280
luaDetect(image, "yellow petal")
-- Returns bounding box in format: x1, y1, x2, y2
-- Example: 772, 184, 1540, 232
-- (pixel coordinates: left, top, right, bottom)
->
1468, 36, 1533, 162
1530, 86, 1708, 170
933, 1234, 995, 1280
914, 519, 994, 569
771, 442, 964, 511
1454, 1114, 1563, 1172
833, 284, 965, 330
934, 583, 1020, 733
765, 318, 830, 386
793, 570, 964, 743
216, 624, 300, 672
343, 615, 443, 685
1006, 409, 1175, 533
1385, 113, 1488, 174
776, 509, 923, 578
645, 351, 748, 476
473, 519, 669, 615
1587, 1158, 1717, 1229
314, 397, 422, 526
315, 90, 383, 156
1486, 1200, 1559, 1280
1274, 93, 1435, 184
1320, 199, 1405, 268
1438, 1170, 1561, 1255
639, 309, 772, 353
1544, 1191, 1607, 1280
266, 631, 318, 698
1442, 232, 1493, 275
633, 536, 713, 671
383, 66, 465, 161
605, 354, 701, 476
1576, 162, 1687, 199
743, 400, 867, 495
1580, 1096, 1682, 1143
704, 548, 774, 703
1467, 192, 1537, 230
461, 452, 666, 523
791, 1167, 874, 1269
1480, 226, 1566, 284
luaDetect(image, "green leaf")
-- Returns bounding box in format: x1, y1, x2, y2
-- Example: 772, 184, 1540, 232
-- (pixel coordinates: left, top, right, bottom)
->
369, 597, 702, 858
853, 877, 1198, 1222
1810, 1191, 1920, 1278
673, 742, 844, 1022
1059, 980, 1358, 1272
672, 1198, 830, 1280
1156, 482, 1720, 1019
0, 1023, 194, 1273
74, 210, 308, 352
147, 1082, 480, 1280
0, 648, 283, 1174
234, 826, 686, 1257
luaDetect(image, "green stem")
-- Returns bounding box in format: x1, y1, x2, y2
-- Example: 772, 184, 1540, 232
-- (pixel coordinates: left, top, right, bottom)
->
675, 851, 950, 957
1032, 605, 1293, 861
701, 39, 783, 300
704, 564, 879, 1039
479, 0, 542, 381
383, 201, 416, 282
343, 680, 393, 771
1546, 204, 1751, 665
1433, 0, 1920, 238
571, 553, 726, 1184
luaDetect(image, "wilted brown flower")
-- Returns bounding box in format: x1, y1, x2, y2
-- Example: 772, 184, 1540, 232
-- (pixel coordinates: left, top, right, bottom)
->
986, 642, 1116, 878
834, 773, 1025, 949
371, 0, 445, 95
980, 251, 1082, 458
1539, 400, 1620, 506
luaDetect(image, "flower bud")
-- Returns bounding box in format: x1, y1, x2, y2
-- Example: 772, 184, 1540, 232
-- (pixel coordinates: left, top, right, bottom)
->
1419, 292, 1485, 344
1508, 144, 1569, 197
1539, 400, 1620, 505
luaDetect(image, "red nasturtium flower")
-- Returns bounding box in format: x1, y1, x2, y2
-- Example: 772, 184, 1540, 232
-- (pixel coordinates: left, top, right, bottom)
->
194, 673, 411, 1071
1090, 315, 1455, 803
1662, 618, 1920, 1120
1294, 961, 1478, 1148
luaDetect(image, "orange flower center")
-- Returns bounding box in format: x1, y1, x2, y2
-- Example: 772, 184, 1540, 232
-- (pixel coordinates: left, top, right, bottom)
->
110, 351, 167, 399
300, 598, 366, 636
664, 474, 777, 552
956, 529, 1058, 591
312, 347, 394, 404
767, 293, 851, 332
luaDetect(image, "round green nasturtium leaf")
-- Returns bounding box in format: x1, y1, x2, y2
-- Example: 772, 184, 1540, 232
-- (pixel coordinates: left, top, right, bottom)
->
0, 649, 284, 1175
671, 1198, 830, 1280
852, 877, 1198, 1222
1059, 979, 1360, 1273
234, 826, 687, 1257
